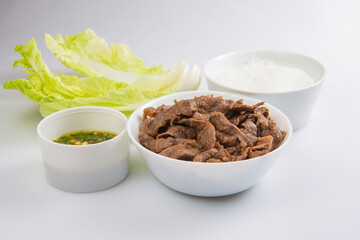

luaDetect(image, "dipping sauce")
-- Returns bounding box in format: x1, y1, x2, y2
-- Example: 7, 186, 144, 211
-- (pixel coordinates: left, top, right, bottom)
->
215, 58, 315, 92
53, 130, 117, 145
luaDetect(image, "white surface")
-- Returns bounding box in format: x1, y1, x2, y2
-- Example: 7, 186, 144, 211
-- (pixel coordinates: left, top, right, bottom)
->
205, 50, 325, 129
1, 0, 360, 239
128, 91, 292, 197
37, 107, 129, 192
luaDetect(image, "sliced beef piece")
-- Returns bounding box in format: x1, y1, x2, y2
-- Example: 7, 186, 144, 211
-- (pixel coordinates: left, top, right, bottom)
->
214, 142, 230, 161
224, 99, 242, 116
231, 101, 265, 113
229, 112, 250, 126
225, 100, 264, 121
138, 131, 153, 150
224, 138, 250, 161
209, 112, 252, 148
157, 125, 196, 140
215, 131, 238, 147
193, 143, 230, 162
248, 135, 273, 158
241, 118, 257, 135
255, 136, 273, 150
143, 107, 156, 119
193, 145, 229, 163
194, 95, 234, 114
250, 107, 271, 133
229, 147, 250, 161
226, 146, 237, 155
159, 144, 201, 160
193, 148, 219, 162
144, 99, 198, 137
139, 132, 196, 153
192, 112, 210, 122
257, 106, 270, 118
140, 117, 153, 136
247, 106, 286, 150
241, 129, 258, 145
240, 118, 258, 145
259, 120, 287, 150
176, 118, 216, 150
143, 104, 173, 119
206, 158, 223, 163
234, 99, 244, 105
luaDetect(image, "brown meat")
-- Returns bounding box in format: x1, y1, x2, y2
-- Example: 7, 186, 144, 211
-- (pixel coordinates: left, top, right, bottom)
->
143, 104, 173, 119
229, 112, 250, 126
248, 136, 273, 158
143, 107, 156, 119
192, 112, 210, 122
241, 118, 257, 135
159, 144, 201, 160
139, 117, 154, 137
241, 129, 258, 145
139, 132, 197, 153
250, 107, 271, 133
231, 101, 264, 113
193, 148, 219, 162
157, 125, 196, 139
250, 105, 285, 149
209, 112, 252, 148
144, 99, 198, 137
177, 118, 216, 150
226, 146, 237, 155
259, 120, 287, 150
206, 158, 223, 163
215, 131, 238, 147
249, 106, 286, 150
240, 118, 258, 145
139, 95, 286, 162
193, 143, 230, 162
214, 142, 230, 161
194, 95, 234, 114
230, 147, 250, 161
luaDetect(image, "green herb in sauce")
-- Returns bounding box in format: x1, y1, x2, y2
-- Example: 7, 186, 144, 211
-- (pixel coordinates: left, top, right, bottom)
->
53, 130, 117, 145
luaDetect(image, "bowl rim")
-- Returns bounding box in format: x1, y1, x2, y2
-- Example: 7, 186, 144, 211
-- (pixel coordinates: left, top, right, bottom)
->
37, 106, 128, 148
204, 49, 326, 95
127, 90, 293, 166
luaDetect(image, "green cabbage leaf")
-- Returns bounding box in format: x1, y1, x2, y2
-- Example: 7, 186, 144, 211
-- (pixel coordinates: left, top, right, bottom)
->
4, 30, 200, 117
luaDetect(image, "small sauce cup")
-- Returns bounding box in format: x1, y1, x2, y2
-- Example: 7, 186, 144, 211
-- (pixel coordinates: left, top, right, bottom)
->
37, 106, 129, 192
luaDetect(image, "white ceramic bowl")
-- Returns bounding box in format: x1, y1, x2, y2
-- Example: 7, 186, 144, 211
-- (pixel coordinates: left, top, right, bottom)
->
37, 106, 129, 192
127, 91, 292, 197
204, 50, 325, 130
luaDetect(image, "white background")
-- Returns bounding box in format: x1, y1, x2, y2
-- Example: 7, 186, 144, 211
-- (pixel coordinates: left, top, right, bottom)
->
1, 0, 360, 239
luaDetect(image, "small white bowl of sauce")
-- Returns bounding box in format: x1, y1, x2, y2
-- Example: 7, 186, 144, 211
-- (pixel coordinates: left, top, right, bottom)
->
205, 50, 325, 130
37, 106, 129, 192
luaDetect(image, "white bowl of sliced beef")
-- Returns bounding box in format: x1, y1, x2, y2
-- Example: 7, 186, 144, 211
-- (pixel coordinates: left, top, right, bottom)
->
127, 91, 292, 197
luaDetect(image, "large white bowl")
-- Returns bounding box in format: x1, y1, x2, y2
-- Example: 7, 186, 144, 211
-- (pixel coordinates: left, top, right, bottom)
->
204, 50, 325, 130
127, 91, 292, 197
37, 106, 129, 192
